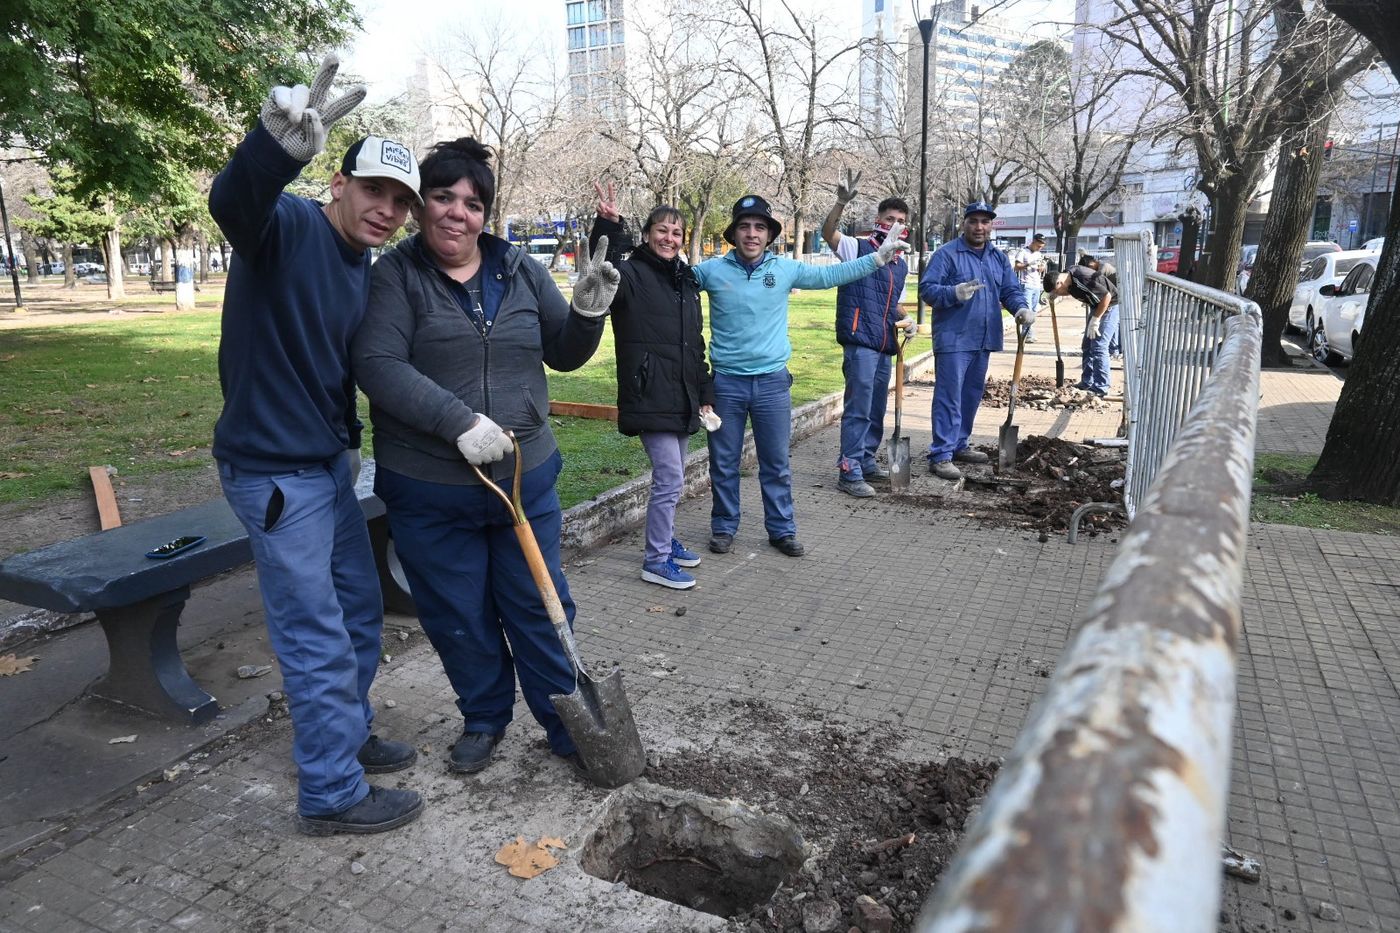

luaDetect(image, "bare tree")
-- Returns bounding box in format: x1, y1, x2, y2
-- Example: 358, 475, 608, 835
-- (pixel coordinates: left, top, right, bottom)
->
1099, 0, 1376, 289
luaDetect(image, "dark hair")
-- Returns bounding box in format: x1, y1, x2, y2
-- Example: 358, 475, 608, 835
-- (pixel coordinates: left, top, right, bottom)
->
418, 137, 496, 220
643, 205, 685, 237
1041, 270, 1061, 294
1078, 253, 1098, 268
1031, 232, 1046, 243
877, 197, 910, 217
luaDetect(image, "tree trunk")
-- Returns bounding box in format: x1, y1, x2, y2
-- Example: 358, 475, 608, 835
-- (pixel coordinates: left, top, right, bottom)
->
1312, 0, 1400, 505
1199, 176, 1253, 291
1178, 211, 1202, 280
196, 230, 209, 284
102, 228, 126, 300
22, 240, 40, 283
790, 211, 805, 260
1248, 122, 1329, 368
62, 243, 75, 289
160, 239, 174, 281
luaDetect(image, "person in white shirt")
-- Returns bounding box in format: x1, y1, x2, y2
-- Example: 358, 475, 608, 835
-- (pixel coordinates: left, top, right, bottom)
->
1010, 233, 1048, 342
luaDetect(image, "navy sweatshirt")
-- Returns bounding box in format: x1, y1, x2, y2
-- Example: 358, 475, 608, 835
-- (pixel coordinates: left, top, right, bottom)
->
209, 123, 367, 472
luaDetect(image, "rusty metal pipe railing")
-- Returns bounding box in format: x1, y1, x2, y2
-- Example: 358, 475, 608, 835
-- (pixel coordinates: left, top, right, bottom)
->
916, 300, 1262, 932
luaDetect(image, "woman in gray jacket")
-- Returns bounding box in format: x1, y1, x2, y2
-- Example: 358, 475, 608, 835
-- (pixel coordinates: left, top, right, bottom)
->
352, 138, 618, 779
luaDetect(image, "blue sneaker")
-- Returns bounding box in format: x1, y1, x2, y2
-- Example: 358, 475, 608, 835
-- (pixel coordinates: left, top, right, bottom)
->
670, 538, 702, 568
641, 559, 696, 590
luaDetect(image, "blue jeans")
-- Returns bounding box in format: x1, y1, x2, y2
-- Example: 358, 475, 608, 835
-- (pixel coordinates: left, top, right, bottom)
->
927, 349, 991, 463
1024, 286, 1042, 338
837, 345, 891, 482
708, 369, 795, 541
218, 452, 382, 817
640, 431, 688, 565
374, 453, 578, 756
1080, 303, 1120, 393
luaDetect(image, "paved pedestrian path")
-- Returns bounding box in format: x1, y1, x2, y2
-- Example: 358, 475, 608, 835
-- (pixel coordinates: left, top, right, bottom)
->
2, 337, 1392, 932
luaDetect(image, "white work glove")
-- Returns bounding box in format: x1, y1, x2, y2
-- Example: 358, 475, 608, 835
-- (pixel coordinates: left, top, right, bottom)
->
347, 448, 362, 486
456, 414, 512, 465
570, 235, 620, 318
1087, 315, 1102, 341
259, 54, 366, 162
871, 222, 911, 267
896, 316, 918, 338
836, 169, 861, 206
1014, 307, 1037, 328
954, 280, 985, 302
699, 409, 722, 432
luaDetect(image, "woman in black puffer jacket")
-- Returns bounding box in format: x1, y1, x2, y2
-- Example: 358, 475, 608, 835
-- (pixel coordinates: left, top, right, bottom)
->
591, 184, 716, 591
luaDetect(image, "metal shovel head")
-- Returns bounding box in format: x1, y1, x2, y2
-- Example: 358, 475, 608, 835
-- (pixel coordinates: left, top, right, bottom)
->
890, 434, 911, 491
550, 666, 646, 789
998, 423, 1018, 471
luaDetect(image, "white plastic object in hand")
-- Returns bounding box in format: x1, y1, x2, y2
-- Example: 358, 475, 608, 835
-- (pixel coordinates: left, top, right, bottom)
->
456, 414, 512, 465
699, 410, 722, 432
954, 280, 985, 302
872, 222, 910, 267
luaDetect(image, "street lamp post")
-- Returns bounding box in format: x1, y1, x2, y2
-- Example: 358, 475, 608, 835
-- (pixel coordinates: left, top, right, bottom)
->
916, 15, 935, 327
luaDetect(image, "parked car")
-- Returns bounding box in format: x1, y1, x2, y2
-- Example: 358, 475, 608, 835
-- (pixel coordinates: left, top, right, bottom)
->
1156, 247, 1180, 274
1299, 240, 1341, 269
1362, 237, 1385, 252
1236, 244, 1259, 293
1311, 258, 1377, 364
1287, 248, 1377, 335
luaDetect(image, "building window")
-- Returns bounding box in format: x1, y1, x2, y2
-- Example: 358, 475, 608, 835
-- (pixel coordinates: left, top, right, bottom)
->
589, 49, 607, 72
571, 76, 588, 99
612, 21, 625, 43
612, 46, 625, 67
566, 2, 585, 25
568, 50, 587, 75
568, 27, 585, 50
589, 24, 609, 46
588, 0, 605, 21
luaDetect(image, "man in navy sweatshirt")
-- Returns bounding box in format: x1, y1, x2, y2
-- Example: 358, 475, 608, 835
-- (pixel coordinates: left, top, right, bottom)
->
209, 55, 424, 836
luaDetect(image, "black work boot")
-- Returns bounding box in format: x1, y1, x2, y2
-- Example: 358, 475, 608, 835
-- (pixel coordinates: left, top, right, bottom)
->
357, 734, 417, 774
449, 731, 502, 774
297, 785, 424, 836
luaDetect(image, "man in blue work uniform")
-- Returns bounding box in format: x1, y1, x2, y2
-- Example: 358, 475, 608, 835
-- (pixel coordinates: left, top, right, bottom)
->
919, 201, 1037, 481
209, 56, 423, 835
694, 195, 908, 556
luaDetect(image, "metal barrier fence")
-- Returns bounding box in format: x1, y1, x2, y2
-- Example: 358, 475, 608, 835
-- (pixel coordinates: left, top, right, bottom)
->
915, 250, 1263, 931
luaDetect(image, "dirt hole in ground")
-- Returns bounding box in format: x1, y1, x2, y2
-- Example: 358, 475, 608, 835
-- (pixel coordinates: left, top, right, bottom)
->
579, 781, 806, 918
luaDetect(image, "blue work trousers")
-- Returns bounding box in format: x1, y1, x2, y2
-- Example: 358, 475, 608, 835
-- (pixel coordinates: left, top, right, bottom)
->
1080, 303, 1120, 394
374, 453, 578, 756
708, 369, 795, 541
927, 349, 991, 464
218, 451, 382, 817
838, 345, 891, 481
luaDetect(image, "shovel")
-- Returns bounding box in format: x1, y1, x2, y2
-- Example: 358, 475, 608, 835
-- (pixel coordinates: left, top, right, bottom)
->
470, 439, 645, 789
1048, 295, 1065, 387
998, 325, 1029, 471
889, 332, 913, 492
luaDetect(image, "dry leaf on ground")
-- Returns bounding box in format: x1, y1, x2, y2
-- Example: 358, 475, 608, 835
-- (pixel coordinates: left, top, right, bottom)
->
647, 605, 666, 613
494, 836, 564, 879
0, 654, 38, 676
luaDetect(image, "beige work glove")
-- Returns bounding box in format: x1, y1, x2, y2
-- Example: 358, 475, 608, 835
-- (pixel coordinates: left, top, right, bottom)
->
456, 414, 512, 465
954, 281, 985, 302
1087, 315, 1102, 341
835, 169, 861, 206
571, 236, 621, 318
896, 316, 918, 338
260, 54, 366, 162
871, 222, 911, 267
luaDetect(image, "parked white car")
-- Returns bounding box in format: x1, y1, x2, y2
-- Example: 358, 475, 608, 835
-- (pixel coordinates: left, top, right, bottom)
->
1287, 249, 1378, 335
1310, 257, 1377, 364
1362, 237, 1385, 252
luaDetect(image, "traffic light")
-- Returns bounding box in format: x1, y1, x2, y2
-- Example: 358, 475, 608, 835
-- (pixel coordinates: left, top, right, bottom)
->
1324, 139, 1334, 160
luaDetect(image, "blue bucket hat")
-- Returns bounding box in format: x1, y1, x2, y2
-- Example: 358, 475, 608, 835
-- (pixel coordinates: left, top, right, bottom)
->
964, 200, 997, 220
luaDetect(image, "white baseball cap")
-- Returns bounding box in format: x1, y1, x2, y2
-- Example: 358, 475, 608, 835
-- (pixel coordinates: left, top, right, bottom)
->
340, 136, 422, 204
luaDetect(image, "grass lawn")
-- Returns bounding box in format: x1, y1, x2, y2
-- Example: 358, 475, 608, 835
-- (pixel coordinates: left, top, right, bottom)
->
1251, 453, 1400, 535
0, 289, 858, 510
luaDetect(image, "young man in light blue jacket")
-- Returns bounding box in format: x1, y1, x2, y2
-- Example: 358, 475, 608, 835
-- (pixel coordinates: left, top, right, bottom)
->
693, 195, 907, 557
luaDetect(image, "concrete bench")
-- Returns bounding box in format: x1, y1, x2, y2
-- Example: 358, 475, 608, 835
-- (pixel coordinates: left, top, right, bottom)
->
0, 467, 413, 724
148, 280, 179, 294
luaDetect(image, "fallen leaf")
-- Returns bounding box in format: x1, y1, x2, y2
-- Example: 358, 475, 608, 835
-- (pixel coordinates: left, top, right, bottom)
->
539, 836, 567, 850
0, 471, 26, 480
41, 408, 65, 415
141, 376, 159, 383
85, 383, 98, 388
494, 836, 563, 879
646, 605, 665, 613
0, 654, 38, 675
167, 448, 194, 457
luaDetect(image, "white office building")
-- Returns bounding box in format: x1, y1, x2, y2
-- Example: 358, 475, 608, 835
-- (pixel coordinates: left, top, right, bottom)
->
565, 0, 627, 117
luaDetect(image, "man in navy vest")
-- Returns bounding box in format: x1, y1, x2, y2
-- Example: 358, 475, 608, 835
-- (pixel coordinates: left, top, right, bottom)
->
820, 170, 916, 498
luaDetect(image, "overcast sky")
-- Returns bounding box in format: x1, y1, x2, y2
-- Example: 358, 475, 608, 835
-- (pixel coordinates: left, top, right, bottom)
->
344, 0, 1076, 102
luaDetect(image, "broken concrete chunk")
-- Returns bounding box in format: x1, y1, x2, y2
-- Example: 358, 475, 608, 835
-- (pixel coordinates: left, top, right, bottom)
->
1221, 842, 1260, 883
349, 861, 366, 875
800, 898, 841, 933
236, 664, 273, 679
853, 894, 894, 933
1313, 901, 1341, 922
108, 735, 138, 744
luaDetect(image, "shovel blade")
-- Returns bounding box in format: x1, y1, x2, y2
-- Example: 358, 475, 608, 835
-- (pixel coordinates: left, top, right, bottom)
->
998, 424, 1018, 470
550, 667, 645, 788
889, 435, 911, 492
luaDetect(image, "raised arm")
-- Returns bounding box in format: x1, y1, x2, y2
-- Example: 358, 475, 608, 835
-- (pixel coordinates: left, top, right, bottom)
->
820, 169, 861, 250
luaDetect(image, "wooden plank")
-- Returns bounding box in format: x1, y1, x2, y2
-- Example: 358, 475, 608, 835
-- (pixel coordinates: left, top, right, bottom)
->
88, 466, 122, 530
548, 401, 618, 422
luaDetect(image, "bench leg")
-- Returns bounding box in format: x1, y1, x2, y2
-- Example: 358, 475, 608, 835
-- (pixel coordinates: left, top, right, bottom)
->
91, 587, 220, 724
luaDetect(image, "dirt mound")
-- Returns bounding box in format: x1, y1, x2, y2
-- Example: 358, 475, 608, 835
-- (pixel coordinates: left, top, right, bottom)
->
979, 375, 1115, 410
973, 436, 1127, 535
648, 699, 998, 932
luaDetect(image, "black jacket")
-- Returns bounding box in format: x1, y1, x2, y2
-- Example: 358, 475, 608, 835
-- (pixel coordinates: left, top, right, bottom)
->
591, 216, 715, 437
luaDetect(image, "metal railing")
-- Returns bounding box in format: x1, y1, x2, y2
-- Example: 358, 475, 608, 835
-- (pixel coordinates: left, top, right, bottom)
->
916, 241, 1263, 932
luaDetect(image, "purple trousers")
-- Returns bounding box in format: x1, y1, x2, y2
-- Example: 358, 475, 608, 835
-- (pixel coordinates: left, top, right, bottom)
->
640, 432, 689, 565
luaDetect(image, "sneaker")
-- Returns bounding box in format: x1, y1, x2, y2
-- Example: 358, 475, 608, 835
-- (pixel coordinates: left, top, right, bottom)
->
708, 532, 734, 554
642, 559, 696, 590
669, 538, 701, 568
357, 734, 417, 775
449, 731, 502, 774
863, 464, 891, 480
1025, 335, 1038, 343
768, 536, 805, 557
931, 460, 962, 481
953, 448, 989, 464
297, 785, 424, 836
838, 477, 876, 498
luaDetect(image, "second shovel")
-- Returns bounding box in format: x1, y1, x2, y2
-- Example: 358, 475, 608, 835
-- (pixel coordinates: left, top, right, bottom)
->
998, 325, 1029, 471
